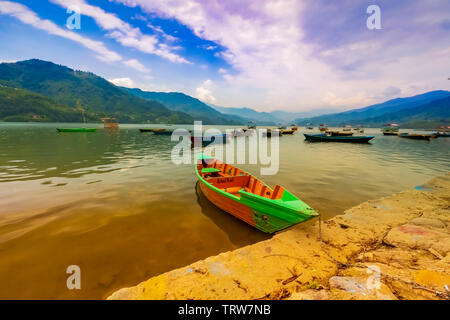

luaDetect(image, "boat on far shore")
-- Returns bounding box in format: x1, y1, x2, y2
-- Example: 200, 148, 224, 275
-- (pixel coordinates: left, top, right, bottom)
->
381, 123, 400, 135
304, 133, 374, 143
56, 128, 97, 133
397, 133, 437, 141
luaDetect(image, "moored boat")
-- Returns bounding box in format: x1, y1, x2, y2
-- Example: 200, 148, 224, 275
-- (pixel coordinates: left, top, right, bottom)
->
262, 128, 279, 138
56, 128, 97, 133
196, 153, 318, 233
397, 133, 436, 140
325, 131, 354, 136
319, 124, 328, 132
191, 134, 228, 147
279, 129, 295, 135
304, 133, 374, 143
381, 123, 399, 135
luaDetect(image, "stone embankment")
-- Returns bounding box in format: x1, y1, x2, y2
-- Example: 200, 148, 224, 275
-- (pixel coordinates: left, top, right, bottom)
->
109, 173, 450, 300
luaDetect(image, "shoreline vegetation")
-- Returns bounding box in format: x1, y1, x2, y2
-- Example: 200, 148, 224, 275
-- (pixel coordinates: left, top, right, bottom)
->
108, 173, 450, 300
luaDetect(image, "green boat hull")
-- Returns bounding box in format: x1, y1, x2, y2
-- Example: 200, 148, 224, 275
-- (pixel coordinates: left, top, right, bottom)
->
196, 153, 318, 233
57, 128, 97, 133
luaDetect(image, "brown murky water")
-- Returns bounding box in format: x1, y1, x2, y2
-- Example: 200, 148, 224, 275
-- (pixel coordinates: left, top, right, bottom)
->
0, 123, 448, 299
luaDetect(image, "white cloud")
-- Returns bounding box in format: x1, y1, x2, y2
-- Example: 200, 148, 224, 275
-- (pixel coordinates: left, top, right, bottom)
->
123, 59, 151, 73
195, 79, 216, 104
111, 0, 450, 111
0, 1, 121, 62
108, 77, 134, 88
50, 0, 190, 64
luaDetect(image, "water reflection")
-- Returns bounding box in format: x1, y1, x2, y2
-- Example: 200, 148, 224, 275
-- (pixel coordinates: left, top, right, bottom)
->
0, 123, 448, 299
195, 182, 269, 246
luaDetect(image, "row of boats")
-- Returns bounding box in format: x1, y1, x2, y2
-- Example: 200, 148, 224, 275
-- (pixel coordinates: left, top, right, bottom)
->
381, 123, 450, 141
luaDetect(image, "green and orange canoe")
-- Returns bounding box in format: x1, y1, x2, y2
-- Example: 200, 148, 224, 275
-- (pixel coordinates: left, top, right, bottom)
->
196, 153, 318, 233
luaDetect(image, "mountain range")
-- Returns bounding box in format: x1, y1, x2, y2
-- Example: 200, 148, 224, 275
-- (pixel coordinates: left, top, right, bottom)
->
0, 59, 448, 128
295, 91, 450, 128
0, 59, 193, 124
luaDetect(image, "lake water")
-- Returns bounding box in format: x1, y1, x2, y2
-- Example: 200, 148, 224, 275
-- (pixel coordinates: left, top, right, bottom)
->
0, 122, 448, 299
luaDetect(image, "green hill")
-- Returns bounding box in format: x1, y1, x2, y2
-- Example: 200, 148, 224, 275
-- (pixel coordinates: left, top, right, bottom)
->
0, 59, 193, 124
0, 86, 99, 122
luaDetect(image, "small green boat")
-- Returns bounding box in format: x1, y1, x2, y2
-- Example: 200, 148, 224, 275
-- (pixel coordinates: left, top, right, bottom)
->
196, 153, 318, 233
56, 128, 97, 133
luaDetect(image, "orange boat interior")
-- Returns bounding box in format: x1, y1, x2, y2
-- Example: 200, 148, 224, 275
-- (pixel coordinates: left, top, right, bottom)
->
197, 158, 284, 199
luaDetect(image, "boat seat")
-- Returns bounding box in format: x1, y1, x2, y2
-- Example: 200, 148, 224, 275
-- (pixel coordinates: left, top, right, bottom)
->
224, 186, 243, 194
201, 168, 221, 174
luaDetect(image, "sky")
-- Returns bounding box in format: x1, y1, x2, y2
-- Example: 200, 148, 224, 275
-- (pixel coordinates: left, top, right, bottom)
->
0, 0, 449, 113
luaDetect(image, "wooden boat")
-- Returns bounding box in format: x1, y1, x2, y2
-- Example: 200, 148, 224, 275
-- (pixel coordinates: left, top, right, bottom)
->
279, 129, 295, 135
319, 124, 328, 132
152, 130, 174, 135
191, 134, 228, 147
382, 131, 398, 136
247, 121, 257, 129
304, 133, 374, 143
262, 128, 279, 138
139, 128, 169, 133
325, 131, 354, 136
196, 153, 318, 233
101, 117, 119, 129
56, 128, 97, 133
381, 123, 399, 135
397, 133, 436, 140
291, 126, 299, 132
434, 132, 450, 137
343, 125, 352, 132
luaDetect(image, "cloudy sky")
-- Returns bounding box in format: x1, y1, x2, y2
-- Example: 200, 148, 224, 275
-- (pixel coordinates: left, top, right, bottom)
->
0, 0, 449, 112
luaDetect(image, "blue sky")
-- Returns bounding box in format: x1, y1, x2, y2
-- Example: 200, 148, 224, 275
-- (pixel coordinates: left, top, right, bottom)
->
0, 0, 449, 112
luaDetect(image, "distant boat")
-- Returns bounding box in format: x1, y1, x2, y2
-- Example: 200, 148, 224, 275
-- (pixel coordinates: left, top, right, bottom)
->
56, 128, 97, 133
196, 153, 318, 233
139, 128, 154, 132
381, 123, 399, 135
343, 125, 352, 132
191, 134, 228, 147
280, 129, 295, 135
101, 117, 119, 129
397, 133, 437, 141
304, 133, 374, 143
139, 128, 173, 135
306, 123, 314, 130
319, 124, 328, 131
325, 131, 354, 136
247, 121, 256, 129
152, 130, 174, 135
262, 128, 279, 138
56, 107, 97, 133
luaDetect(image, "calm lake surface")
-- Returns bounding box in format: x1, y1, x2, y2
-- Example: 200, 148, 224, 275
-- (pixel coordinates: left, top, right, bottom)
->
0, 122, 448, 299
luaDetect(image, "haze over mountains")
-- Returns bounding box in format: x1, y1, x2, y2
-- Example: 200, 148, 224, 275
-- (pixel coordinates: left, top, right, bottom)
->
0, 59, 448, 128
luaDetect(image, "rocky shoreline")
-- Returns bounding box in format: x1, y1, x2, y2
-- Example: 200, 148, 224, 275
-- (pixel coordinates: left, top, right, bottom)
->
108, 173, 450, 300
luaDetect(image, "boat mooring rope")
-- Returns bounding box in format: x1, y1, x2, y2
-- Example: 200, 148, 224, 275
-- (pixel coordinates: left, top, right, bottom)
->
316, 213, 450, 300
